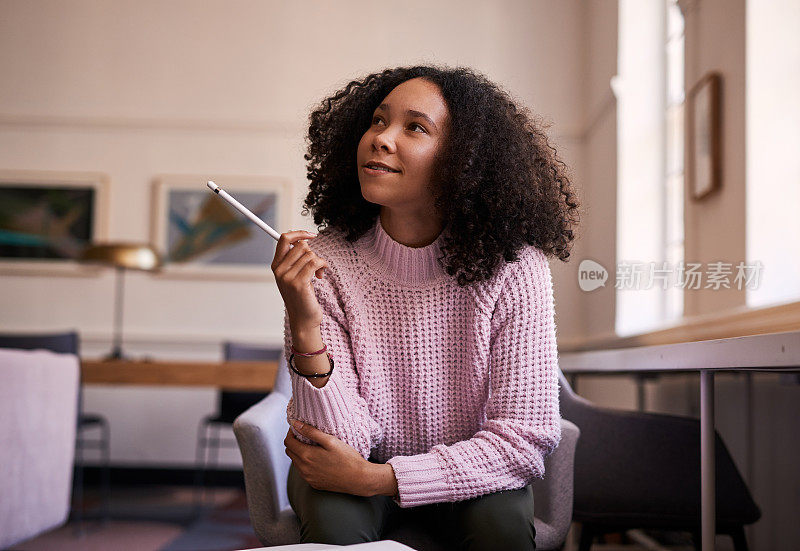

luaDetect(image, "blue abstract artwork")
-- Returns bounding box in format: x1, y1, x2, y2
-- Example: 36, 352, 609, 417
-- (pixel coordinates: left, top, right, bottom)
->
165, 189, 277, 267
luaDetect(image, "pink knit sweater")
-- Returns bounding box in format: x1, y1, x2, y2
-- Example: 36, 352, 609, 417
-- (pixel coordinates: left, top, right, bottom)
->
284, 217, 561, 508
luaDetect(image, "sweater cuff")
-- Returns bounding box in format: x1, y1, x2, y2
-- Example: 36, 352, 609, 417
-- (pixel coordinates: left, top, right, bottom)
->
387, 453, 452, 508
289, 369, 354, 423
287, 370, 374, 457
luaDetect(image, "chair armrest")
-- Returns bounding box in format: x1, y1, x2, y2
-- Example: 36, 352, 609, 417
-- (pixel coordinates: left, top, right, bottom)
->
533, 418, 580, 546
233, 391, 291, 524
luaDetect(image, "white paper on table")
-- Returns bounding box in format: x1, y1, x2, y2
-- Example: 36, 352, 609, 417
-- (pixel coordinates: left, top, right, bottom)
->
236, 539, 417, 551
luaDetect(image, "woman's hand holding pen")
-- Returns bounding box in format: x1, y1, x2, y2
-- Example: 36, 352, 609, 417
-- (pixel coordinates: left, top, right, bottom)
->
211, 185, 330, 381
272, 231, 328, 330
272, 231, 332, 386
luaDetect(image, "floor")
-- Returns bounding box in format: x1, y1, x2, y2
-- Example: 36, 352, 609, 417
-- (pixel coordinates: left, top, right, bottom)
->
8, 484, 729, 551
8, 485, 262, 551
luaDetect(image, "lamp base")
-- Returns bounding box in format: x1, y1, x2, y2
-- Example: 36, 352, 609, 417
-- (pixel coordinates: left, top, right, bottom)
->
102, 347, 131, 362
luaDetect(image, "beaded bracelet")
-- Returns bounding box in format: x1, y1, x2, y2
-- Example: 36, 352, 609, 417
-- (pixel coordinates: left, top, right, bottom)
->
288, 352, 335, 379
291, 343, 328, 357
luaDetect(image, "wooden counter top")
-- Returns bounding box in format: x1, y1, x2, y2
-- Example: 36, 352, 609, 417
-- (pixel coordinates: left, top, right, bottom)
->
81, 359, 277, 391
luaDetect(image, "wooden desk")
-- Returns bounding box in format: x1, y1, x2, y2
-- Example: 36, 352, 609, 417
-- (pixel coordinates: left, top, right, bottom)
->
81, 359, 277, 391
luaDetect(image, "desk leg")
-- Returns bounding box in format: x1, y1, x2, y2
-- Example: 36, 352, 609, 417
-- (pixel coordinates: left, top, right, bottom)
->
700, 369, 715, 550
745, 372, 754, 484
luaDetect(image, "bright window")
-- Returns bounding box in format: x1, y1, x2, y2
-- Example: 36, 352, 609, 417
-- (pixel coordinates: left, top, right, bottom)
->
746, 0, 800, 308
664, 0, 685, 321
614, 0, 684, 336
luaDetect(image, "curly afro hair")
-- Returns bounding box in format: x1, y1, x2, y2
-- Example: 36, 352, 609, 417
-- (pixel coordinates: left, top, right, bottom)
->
301, 64, 580, 287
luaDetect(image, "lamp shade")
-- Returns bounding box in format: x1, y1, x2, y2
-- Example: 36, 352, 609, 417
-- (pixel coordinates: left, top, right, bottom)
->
79, 243, 162, 271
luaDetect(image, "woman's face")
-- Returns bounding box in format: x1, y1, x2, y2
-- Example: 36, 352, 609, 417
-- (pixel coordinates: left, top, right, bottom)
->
356, 77, 450, 215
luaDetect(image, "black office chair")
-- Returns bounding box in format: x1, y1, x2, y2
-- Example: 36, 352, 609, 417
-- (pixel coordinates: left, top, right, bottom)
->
0, 331, 111, 526
194, 341, 280, 509
558, 371, 760, 550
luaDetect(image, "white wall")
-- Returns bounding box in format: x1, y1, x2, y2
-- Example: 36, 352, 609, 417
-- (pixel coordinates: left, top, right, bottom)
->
0, 0, 588, 467
553, 0, 618, 343
681, 0, 748, 316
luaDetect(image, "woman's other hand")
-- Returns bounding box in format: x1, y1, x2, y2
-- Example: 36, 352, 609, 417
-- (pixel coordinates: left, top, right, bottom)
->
285, 421, 397, 497
271, 231, 328, 329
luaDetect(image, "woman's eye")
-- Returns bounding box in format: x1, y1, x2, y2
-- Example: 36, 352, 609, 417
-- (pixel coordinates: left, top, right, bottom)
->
370, 117, 426, 134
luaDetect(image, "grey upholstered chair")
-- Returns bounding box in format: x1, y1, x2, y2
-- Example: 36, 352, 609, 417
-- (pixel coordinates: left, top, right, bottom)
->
234, 354, 580, 550
0, 347, 80, 548
0, 331, 110, 525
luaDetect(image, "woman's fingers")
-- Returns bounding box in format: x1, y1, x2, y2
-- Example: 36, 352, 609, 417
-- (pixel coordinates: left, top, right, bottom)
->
275, 239, 313, 276
272, 231, 317, 267
285, 251, 327, 283
300, 256, 328, 281
271, 231, 326, 329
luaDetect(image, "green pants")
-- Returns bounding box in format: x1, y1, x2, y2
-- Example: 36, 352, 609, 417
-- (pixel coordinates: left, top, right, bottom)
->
288, 462, 536, 550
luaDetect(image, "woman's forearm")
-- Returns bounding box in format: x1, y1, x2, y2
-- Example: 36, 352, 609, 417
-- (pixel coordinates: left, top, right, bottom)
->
290, 323, 331, 388
367, 463, 399, 498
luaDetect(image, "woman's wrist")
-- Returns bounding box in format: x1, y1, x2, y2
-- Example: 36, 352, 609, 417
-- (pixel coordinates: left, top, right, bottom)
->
289, 323, 332, 387
367, 463, 399, 498
289, 325, 324, 360
290, 322, 322, 344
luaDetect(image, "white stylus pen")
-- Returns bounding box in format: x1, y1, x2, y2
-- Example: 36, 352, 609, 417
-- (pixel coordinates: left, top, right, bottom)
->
206, 181, 281, 241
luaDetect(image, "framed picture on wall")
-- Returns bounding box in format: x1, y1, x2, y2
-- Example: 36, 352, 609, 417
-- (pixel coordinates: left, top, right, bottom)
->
687, 72, 722, 200
151, 175, 292, 280
0, 170, 110, 275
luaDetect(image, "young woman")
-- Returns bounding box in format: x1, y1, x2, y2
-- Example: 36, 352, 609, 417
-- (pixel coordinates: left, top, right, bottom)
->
270, 65, 579, 550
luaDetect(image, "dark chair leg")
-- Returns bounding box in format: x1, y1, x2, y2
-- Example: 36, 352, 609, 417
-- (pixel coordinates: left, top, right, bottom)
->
100, 420, 111, 524
578, 523, 594, 551
72, 440, 85, 536
206, 424, 221, 505
193, 421, 209, 515
730, 525, 749, 551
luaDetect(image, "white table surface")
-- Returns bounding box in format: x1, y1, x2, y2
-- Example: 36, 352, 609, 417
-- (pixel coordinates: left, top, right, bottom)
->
559, 329, 800, 373
237, 540, 417, 551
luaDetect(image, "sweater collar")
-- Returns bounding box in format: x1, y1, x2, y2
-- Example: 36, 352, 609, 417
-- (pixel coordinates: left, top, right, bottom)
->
356, 217, 450, 286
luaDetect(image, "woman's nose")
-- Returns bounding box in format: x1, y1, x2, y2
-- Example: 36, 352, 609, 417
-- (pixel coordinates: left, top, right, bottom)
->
372, 128, 397, 153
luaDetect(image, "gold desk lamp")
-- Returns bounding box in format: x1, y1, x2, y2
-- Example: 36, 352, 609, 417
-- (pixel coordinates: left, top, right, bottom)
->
80, 243, 162, 360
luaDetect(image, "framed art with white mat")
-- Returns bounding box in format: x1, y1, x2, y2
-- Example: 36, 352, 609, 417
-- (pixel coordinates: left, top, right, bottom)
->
0, 169, 109, 276
150, 175, 291, 280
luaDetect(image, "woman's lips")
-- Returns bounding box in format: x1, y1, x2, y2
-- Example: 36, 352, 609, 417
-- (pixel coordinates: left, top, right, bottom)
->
363, 166, 400, 176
